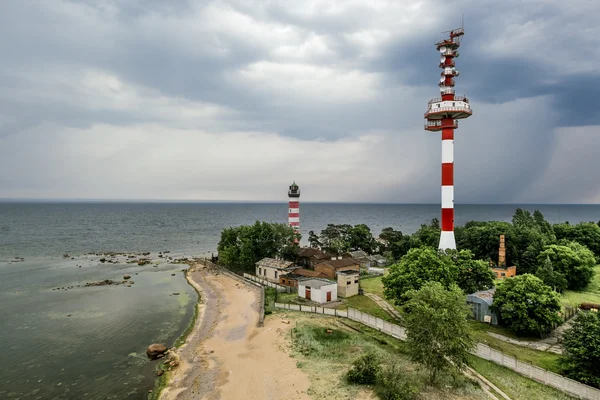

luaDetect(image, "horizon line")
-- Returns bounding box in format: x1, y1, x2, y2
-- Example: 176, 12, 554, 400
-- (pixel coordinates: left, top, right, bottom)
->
0, 198, 598, 206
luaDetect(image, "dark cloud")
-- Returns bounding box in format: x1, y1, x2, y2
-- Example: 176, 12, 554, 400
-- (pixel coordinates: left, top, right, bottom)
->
0, 0, 597, 202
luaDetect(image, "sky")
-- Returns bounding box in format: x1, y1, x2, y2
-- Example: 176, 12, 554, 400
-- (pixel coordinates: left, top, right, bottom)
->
1, 0, 599, 203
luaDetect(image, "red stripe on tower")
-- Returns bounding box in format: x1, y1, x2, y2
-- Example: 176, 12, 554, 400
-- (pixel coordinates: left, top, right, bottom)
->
424, 26, 473, 251
288, 181, 300, 244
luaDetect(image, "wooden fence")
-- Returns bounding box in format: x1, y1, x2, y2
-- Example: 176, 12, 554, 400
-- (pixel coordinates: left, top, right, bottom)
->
274, 302, 600, 400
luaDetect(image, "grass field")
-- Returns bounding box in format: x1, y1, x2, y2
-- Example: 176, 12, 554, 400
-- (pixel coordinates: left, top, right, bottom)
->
468, 320, 562, 372
468, 356, 576, 400
285, 312, 487, 400
562, 265, 600, 308
337, 295, 396, 323
359, 275, 385, 298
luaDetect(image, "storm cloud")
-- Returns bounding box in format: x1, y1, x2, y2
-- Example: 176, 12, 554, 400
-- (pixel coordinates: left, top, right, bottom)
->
0, 0, 598, 203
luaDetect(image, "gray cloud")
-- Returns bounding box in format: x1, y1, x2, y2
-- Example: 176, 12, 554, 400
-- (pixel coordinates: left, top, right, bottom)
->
0, 0, 598, 203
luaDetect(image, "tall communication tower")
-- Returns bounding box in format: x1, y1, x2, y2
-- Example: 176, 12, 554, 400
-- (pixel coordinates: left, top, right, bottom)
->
424, 27, 473, 250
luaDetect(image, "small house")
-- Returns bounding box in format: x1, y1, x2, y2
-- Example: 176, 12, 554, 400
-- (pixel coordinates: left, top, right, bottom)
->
342, 250, 372, 268
466, 288, 499, 325
337, 269, 360, 298
314, 259, 360, 280
255, 257, 298, 283
298, 278, 338, 304
490, 264, 516, 279
296, 247, 334, 268
279, 269, 327, 288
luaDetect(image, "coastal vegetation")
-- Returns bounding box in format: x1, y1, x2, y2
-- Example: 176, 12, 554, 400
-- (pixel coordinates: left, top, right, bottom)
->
217, 208, 600, 390
490, 274, 562, 337
400, 282, 475, 382
288, 313, 486, 400
560, 311, 600, 388
217, 221, 299, 272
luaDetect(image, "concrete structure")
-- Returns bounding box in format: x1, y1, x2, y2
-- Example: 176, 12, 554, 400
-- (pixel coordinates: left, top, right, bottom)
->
490, 234, 517, 279
466, 288, 499, 325
288, 182, 300, 241
297, 247, 333, 268
298, 278, 338, 304
255, 257, 297, 283
337, 270, 360, 298
490, 265, 516, 279
342, 250, 372, 268
424, 27, 473, 251
315, 258, 360, 280
498, 234, 507, 267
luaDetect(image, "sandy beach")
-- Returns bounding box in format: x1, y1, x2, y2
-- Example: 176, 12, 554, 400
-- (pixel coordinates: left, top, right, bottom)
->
160, 262, 311, 400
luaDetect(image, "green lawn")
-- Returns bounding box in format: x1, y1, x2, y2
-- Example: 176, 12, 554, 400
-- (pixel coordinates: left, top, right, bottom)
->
359, 275, 385, 298
562, 265, 600, 308
468, 320, 561, 373
468, 356, 576, 400
338, 294, 397, 323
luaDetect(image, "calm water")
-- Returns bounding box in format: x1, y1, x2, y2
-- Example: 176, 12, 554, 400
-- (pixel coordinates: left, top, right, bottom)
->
1, 202, 599, 399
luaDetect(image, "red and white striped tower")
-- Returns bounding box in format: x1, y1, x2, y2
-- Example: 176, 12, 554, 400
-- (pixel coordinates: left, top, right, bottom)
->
424, 27, 473, 251
288, 182, 300, 242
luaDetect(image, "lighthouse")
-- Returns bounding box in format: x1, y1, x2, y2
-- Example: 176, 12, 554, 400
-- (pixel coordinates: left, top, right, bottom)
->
288, 182, 300, 241
424, 27, 473, 251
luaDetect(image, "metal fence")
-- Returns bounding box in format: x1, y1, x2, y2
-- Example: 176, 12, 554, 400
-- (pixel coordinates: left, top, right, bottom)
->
273, 302, 600, 400
242, 273, 294, 293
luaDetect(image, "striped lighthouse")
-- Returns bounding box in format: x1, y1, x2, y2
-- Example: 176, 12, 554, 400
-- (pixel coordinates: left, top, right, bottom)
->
424, 27, 473, 251
288, 182, 300, 241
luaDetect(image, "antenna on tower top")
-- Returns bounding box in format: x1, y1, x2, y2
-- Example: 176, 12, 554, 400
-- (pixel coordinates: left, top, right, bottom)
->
461, 14, 464, 29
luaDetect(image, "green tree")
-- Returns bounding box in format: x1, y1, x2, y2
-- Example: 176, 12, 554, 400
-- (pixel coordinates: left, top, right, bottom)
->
535, 256, 568, 293
308, 230, 321, 249
491, 274, 562, 337
453, 250, 495, 295
554, 222, 600, 262
401, 282, 475, 382
382, 246, 458, 305
378, 227, 411, 261
217, 221, 300, 272
455, 221, 516, 266
410, 218, 440, 249
319, 224, 352, 255
560, 312, 600, 388
347, 224, 378, 254
510, 208, 556, 275
537, 242, 596, 290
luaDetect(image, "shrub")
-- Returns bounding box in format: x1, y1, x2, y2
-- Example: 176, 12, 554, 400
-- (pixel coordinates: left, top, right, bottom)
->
346, 352, 380, 385
374, 363, 419, 400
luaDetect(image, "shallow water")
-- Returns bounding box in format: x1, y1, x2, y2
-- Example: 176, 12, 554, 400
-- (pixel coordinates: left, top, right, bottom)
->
0, 257, 196, 400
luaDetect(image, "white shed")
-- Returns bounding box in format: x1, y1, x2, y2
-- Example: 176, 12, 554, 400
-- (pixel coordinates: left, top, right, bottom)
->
298, 278, 338, 304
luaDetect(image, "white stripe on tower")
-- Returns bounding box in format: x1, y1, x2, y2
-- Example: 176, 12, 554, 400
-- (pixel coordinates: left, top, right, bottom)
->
288, 182, 300, 241
439, 121, 455, 250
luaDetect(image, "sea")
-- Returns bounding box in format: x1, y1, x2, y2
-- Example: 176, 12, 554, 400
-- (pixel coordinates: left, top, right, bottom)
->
1, 202, 599, 399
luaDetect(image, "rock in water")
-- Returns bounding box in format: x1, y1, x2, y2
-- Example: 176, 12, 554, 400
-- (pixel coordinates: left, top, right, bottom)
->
123, 274, 131, 280
146, 343, 168, 359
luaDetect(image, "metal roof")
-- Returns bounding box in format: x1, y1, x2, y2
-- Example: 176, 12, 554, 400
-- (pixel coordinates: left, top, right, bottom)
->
299, 278, 337, 289
467, 288, 496, 306
255, 257, 295, 270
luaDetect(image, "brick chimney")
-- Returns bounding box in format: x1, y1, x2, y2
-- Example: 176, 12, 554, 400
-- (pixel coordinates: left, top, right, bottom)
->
498, 234, 506, 268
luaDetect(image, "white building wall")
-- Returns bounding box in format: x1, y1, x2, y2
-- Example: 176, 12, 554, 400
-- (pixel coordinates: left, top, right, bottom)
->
298, 282, 338, 303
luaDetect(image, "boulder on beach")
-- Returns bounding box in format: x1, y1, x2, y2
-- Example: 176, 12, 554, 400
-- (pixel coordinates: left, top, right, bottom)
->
123, 274, 131, 280
146, 343, 168, 359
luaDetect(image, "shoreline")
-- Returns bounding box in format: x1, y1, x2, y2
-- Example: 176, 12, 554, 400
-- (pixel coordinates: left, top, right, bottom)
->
157, 260, 311, 400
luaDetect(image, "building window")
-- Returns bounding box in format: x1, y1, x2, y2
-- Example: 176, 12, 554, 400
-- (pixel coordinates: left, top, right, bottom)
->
275, 271, 278, 279
347, 281, 351, 285
258, 267, 261, 275
501, 272, 506, 277
354, 279, 359, 284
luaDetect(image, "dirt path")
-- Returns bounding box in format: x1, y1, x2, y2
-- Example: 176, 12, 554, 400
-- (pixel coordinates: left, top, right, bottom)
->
161, 265, 311, 400
364, 293, 402, 320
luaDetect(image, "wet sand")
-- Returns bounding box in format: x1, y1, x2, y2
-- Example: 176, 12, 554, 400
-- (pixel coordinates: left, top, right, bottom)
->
160, 263, 311, 400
